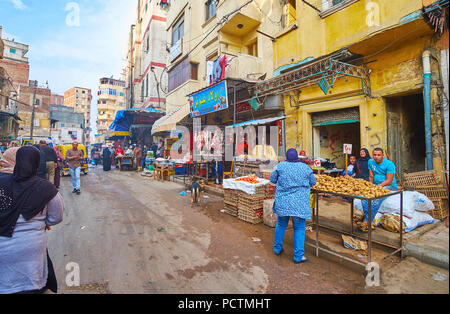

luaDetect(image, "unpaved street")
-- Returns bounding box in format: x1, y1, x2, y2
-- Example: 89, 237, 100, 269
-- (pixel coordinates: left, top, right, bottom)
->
47, 166, 372, 294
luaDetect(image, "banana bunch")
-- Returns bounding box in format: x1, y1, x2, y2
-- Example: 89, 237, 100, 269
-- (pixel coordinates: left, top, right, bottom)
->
313, 175, 391, 198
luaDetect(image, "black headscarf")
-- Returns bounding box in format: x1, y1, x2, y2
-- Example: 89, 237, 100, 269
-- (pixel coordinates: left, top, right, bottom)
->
0, 146, 58, 237
355, 148, 371, 181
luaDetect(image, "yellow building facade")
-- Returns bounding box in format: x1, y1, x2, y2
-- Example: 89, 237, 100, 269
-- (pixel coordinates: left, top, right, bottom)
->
163, 0, 285, 115
261, 0, 448, 180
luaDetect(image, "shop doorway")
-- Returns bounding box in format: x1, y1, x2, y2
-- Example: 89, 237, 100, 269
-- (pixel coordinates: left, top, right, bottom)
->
386, 93, 426, 180
312, 107, 361, 169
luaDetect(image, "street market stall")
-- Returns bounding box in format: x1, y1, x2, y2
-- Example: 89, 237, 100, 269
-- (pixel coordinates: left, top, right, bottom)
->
310, 175, 404, 265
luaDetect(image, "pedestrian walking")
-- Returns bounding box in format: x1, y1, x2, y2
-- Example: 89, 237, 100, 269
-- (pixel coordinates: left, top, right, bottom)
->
53, 147, 64, 189
39, 140, 58, 184
0, 147, 20, 177
102, 145, 112, 171
142, 145, 149, 169
135, 145, 143, 171
34, 144, 47, 180
269, 148, 316, 264
0, 145, 64, 294
66, 141, 84, 195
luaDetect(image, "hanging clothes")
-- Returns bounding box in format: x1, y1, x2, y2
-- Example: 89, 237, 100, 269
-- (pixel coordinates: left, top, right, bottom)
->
212, 56, 222, 83
219, 55, 227, 81
207, 61, 214, 85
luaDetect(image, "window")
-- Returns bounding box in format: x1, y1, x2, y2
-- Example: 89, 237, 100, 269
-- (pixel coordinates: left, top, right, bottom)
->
172, 14, 184, 46
287, 0, 296, 26
146, 36, 150, 52
191, 62, 198, 81
120, 92, 124, 96
34, 118, 40, 127
168, 58, 197, 92
35, 99, 40, 106
10, 48, 16, 54
247, 41, 258, 57
320, 0, 355, 14
206, 0, 217, 21
146, 74, 149, 97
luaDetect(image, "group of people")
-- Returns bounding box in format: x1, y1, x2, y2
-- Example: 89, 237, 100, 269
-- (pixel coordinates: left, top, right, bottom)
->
269, 147, 397, 264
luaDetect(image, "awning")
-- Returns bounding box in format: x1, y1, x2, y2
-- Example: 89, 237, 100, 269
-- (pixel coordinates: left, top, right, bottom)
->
151, 104, 190, 135
226, 116, 287, 128
108, 108, 163, 139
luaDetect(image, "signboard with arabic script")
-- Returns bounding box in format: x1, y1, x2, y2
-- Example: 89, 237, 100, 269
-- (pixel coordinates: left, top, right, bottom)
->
189, 80, 228, 117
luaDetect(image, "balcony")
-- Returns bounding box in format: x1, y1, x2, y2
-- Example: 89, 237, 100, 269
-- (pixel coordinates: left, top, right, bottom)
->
217, 0, 262, 27
224, 53, 263, 81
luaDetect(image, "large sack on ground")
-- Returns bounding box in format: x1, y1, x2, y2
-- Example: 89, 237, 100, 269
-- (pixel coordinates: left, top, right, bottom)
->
378, 191, 432, 218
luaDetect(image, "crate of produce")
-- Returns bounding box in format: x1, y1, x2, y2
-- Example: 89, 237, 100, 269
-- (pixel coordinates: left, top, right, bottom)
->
223, 204, 238, 217
265, 185, 276, 199
427, 198, 449, 220
404, 170, 442, 188
224, 189, 239, 207
238, 209, 263, 224
237, 191, 265, 210
415, 185, 448, 199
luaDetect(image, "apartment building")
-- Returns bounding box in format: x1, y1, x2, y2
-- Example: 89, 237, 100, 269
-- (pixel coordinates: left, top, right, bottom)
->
125, 0, 168, 110
150, 0, 286, 134
97, 77, 126, 142
64, 86, 92, 144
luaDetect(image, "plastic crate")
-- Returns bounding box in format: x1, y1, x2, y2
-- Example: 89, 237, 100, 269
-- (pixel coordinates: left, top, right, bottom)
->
404, 170, 442, 188
428, 198, 449, 220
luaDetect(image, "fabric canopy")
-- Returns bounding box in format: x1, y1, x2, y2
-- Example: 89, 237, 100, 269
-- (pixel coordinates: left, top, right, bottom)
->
108, 108, 163, 139
151, 104, 190, 135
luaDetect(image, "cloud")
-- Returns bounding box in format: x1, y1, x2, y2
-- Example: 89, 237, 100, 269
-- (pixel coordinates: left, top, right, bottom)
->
11, 0, 28, 10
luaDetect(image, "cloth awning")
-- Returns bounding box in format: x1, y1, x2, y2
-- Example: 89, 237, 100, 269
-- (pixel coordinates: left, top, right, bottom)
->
151, 104, 190, 135
226, 116, 287, 129
107, 108, 163, 139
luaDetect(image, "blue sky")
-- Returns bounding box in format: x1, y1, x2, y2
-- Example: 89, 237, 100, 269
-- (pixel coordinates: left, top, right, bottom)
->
0, 0, 136, 136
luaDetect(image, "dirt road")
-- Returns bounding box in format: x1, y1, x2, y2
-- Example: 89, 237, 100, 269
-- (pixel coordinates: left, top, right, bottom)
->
48, 166, 448, 294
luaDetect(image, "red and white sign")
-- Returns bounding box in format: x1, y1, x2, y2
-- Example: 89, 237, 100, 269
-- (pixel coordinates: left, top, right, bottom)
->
313, 159, 321, 168
343, 143, 353, 154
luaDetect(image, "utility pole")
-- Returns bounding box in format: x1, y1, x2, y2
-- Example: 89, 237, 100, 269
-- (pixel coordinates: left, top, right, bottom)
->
29, 80, 37, 141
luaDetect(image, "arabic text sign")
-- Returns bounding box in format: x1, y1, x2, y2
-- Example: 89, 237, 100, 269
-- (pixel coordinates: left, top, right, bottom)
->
343, 143, 353, 154
190, 80, 228, 117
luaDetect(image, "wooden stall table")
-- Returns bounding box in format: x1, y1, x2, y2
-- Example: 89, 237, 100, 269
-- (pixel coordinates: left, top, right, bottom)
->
153, 165, 171, 181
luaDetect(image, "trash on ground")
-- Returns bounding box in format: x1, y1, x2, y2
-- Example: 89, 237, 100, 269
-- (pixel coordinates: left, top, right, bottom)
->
157, 227, 165, 232
432, 272, 448, 281
179, 191, 187, 196
252, 237, 261, 242
342, 235, 367, 252
80, 226, 86, 230
220, 209, 226, 213
203, 195, 209, 199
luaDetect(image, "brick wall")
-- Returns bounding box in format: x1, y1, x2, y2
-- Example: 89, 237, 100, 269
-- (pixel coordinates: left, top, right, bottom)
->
0, 59, 29, 90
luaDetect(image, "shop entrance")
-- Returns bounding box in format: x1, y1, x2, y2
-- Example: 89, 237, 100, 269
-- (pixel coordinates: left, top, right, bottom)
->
386, 93, 426, 180
312, 107, 361, 169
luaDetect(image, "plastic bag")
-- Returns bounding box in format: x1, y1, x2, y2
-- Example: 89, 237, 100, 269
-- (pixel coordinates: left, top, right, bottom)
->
414, 192, 435, 212
378, 191, 420, 218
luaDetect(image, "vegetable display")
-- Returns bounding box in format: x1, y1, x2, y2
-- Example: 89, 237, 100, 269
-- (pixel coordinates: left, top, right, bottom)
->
235, 174, 260, 184
313, 175, 392, 198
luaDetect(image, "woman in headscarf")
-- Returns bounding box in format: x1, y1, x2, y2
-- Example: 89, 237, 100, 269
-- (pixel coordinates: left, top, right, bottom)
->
269, 148, 316, 264
0, 146, 64, 294
0, 147, 20, 176
355, 148, 371, 181
102, 145, 112, 171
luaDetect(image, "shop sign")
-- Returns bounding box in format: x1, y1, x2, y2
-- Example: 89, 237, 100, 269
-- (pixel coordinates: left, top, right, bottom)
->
314, 159, 321, 168
343, 143, 352, 154
189, 80, 228, 117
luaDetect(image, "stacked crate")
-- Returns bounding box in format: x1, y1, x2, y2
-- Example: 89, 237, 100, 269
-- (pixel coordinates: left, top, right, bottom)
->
404, 170, 449, 220
262, 171, 276, 199
237, 186, 266, 224
223, 189, 238, 216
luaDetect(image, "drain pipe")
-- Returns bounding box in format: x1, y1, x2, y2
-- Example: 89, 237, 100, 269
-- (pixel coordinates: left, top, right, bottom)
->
422, 50, 433, 170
